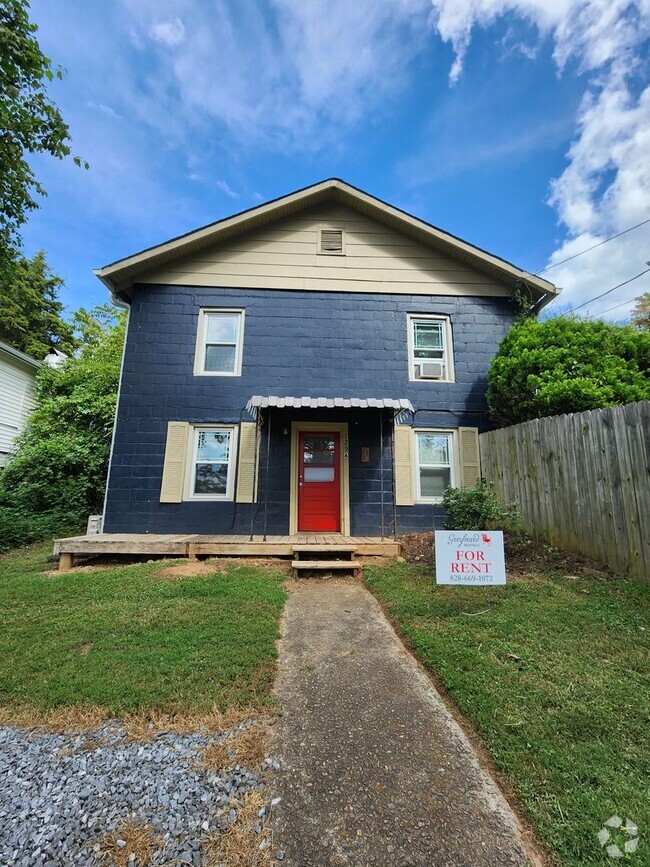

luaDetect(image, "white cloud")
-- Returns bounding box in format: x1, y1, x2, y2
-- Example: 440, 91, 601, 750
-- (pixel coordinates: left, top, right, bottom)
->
426, 0, 650, 318
121, 0, 431, 148
87, 101, 122, 119
215, 179, 239, 199
150, 17, 185, 47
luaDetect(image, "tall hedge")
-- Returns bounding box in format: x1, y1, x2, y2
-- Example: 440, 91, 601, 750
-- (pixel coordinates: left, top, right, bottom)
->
487, 317, 650, 427
0, 306, 125, 550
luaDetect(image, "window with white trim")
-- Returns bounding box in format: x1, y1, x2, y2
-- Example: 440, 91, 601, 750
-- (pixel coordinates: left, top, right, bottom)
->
187, 426, 237, 500
416, 430, 455, 501
408, 314, 454, 381
195, 309, 244, 375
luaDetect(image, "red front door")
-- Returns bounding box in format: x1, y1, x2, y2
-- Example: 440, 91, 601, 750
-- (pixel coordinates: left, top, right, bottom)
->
298, 431, 341, 532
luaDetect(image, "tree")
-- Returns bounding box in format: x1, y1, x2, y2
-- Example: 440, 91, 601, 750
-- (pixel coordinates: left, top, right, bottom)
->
0, 0, 87, 253
630, 292, 650, 330
487, 317, 650, 427
0, 249, 77, 356
0, 305, 126, 550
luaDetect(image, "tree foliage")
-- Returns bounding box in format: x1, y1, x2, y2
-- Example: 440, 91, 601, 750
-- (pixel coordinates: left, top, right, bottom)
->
487, 317, 650, 427
0, 249, 77, 356
0, 305, 126, 550
0, 0, 87, 252
630, 292, 650, 330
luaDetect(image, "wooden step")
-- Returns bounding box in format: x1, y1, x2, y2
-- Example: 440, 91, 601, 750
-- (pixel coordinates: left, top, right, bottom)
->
292, 545, 357, 553
291, 560, 361, 570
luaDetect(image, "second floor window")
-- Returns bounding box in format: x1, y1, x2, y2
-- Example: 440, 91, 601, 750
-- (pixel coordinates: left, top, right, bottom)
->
408, 314, 454, 381
195, 309, 244, 376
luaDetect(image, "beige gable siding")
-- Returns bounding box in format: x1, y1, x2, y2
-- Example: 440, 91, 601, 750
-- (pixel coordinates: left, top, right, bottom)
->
139, 204, 510, 297
0, 355, 37, 461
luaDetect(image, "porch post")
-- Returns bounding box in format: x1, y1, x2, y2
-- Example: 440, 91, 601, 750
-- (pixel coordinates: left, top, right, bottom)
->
379, 409, 385, 539
262, 408, 272, 541
391, 411, 398, 540
249, 411, 262, 541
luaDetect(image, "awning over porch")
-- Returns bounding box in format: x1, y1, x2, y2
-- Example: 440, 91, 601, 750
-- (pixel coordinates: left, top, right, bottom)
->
246, 395, 414, 418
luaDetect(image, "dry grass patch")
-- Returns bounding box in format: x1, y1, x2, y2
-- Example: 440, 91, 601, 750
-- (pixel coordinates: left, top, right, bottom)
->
123, 705, 269, 741
0, 702, 269, 741
100, 819, 161, 867
202, 722, 269, 773
204, 789, 273, 867
0, 703, 110, 732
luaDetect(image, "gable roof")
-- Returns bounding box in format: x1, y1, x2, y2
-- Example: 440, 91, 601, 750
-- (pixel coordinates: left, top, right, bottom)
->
95, 178, 558, 307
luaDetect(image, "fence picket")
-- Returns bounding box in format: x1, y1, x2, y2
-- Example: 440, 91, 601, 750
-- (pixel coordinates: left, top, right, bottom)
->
480, 401, 649, 582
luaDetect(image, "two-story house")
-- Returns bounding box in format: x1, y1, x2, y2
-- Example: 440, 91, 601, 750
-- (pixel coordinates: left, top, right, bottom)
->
58, 180, 556, 566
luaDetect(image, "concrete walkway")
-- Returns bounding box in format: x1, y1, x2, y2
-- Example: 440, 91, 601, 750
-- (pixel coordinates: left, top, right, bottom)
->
272, 579, 533, 867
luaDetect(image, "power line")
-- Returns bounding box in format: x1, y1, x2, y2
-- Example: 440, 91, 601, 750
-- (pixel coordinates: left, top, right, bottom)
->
567, 267, 650, 314
537, 218, 650, 274
585, 295, 638, 317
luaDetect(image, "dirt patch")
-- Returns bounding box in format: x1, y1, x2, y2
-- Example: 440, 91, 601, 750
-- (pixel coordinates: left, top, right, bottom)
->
398, 531, 613, 579
157, 560, 223, 579
46, 555, 295, 579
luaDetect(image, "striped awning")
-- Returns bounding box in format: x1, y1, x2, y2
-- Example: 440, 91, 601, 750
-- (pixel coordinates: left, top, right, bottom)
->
246, 395, 414, 418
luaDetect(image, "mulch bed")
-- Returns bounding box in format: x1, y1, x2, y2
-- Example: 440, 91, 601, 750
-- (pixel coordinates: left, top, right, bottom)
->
398, 531, 614, 578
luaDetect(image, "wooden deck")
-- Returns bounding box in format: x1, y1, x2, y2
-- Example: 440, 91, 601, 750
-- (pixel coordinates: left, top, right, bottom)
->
53, 533, 401, 569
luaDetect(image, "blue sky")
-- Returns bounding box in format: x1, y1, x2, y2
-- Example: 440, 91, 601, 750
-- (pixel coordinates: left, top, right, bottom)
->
22, 0, 650, 319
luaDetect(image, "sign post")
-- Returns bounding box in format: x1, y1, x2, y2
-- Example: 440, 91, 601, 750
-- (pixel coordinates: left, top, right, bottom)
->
434, 530, 506, 586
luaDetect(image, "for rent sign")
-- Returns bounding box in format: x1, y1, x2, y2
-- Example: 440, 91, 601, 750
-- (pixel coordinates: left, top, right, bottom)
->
434, 530, 506, 585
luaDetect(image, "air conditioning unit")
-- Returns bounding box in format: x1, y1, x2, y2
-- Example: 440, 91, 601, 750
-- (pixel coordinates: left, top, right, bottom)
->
419, 361, 444, 379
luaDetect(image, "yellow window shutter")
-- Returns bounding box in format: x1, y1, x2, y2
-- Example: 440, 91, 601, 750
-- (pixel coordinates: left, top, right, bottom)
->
394, 424, 414, 506
160, 422, 189, 503
459, 427, 481, 488
236, 421, 258, 503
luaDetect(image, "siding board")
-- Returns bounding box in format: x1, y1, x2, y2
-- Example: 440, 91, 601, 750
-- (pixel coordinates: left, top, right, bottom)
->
139, 204, 510, 297
0, 354, 37, 459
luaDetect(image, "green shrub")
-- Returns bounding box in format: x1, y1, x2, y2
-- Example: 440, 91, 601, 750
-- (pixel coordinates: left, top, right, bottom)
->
487, 317, 650, 427
442, 479, 521, 531
0, 305, 125, 551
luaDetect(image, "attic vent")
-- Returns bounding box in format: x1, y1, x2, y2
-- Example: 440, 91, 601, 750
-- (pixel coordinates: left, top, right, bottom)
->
319, 227, 344, 255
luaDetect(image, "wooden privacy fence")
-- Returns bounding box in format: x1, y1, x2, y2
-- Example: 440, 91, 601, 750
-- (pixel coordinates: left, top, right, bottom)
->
480, 401, 650, 582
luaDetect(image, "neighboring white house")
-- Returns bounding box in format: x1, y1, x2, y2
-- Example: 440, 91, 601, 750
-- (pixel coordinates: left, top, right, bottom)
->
0, 340, 41, 467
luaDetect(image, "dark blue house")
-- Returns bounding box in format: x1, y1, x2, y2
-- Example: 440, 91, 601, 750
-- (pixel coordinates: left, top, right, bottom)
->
94, 179, 556, 542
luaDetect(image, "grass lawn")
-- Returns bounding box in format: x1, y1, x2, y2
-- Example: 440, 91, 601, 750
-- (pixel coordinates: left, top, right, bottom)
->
364, 558, 649, 867
0, 542, 287, 717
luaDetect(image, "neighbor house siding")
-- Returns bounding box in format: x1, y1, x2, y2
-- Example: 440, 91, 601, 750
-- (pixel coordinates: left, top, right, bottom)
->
0, 352, 38, 466
102, 284, 515, 535
138, 204, 510, 298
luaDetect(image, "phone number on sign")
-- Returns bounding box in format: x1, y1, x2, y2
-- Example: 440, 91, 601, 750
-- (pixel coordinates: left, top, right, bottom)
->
445, 574, 499, 583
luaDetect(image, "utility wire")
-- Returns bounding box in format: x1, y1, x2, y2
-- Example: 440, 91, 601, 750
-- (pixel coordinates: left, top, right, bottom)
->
537, 218, 650, 274
567, 268, 650, 314
585, 295, 639, 317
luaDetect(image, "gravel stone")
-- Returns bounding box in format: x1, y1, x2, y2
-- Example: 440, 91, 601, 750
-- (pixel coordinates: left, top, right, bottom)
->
0, 720, 272, 866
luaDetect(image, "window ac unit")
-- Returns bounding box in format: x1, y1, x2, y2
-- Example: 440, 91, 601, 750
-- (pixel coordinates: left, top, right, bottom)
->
419, 361, 444, 379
